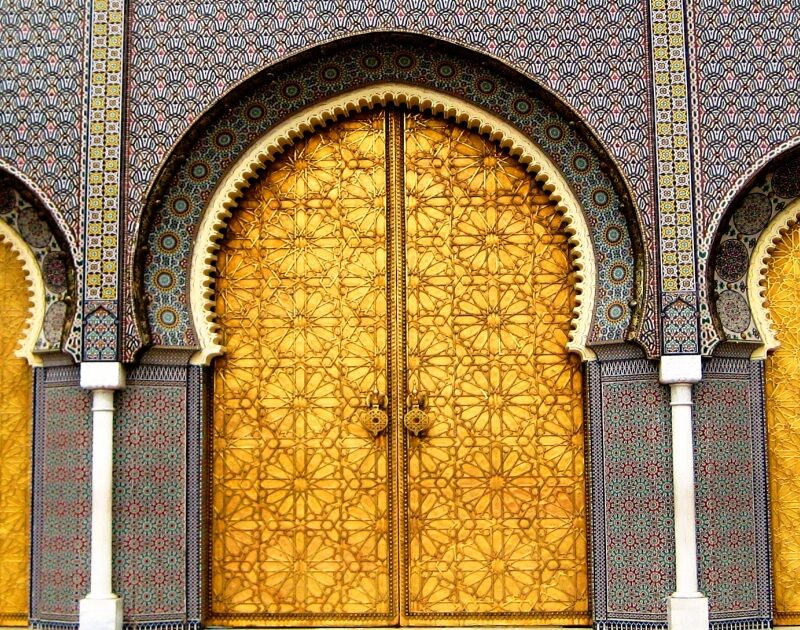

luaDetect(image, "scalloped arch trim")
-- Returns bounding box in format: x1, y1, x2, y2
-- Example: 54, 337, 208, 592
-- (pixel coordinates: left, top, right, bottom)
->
747, 197, 800, 360
0, 218, 46, 367
189, 83, 597, 365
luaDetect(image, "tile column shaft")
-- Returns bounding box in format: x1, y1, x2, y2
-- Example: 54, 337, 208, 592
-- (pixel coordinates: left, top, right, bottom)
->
660, 355, 709, 630
88, 388, 115, 598
668, 381, 701, 596
80, 362, 125, 630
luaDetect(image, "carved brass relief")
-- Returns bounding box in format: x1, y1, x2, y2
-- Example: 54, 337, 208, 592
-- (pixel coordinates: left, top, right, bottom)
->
765, 221, 800, 624
402, 114, 587, 624
0, 238, 33, 625
211, 109, 587, 626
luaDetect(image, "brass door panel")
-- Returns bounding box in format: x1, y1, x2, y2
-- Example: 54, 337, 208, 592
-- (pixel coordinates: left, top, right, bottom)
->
211, 111, 395, 626
211, 108, 588, 627
0, 238, 33, 625
765, 222, 800, 625
401, 113, 588, 625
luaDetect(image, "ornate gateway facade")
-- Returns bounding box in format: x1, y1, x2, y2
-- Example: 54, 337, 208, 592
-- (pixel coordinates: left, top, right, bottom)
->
1, 2, 799, 630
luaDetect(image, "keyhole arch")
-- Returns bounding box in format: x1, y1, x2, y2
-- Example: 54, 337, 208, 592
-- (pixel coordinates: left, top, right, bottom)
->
190, 85, 597, 366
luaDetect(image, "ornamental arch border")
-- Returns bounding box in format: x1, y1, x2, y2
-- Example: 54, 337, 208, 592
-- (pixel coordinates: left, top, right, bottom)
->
0, 168, 80, 361
709, 149, 800, 359
747, 198, 800, 360
0, 218, 46, 366
133, 33, 645, 363
189, 84, 596, 365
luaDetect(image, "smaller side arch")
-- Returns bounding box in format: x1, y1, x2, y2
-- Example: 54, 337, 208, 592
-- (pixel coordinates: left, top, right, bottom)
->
748, 198, 800, 359
0, 219, 45, 366
0, 173, 79, 361
189, 85, 597, 365
709, 152, 800, 358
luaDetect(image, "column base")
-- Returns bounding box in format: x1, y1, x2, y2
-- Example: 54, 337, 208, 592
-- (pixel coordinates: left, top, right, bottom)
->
668, 593, 709, 630
79, 596, 123, 630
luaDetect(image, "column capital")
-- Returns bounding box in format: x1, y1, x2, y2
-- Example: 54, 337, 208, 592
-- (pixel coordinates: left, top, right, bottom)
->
80, 362, 126, 391
659, 354, 702, 385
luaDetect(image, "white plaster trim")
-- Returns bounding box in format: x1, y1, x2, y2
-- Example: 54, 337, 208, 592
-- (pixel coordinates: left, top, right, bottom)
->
659, 354, 702, 385
747, 197, 800, 360
190, 84, 598, 365
80, 361, 126, 391
0, 218, 46, 367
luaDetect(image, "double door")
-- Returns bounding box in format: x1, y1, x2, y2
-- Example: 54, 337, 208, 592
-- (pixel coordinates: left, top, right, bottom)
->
210, 108, 588, 627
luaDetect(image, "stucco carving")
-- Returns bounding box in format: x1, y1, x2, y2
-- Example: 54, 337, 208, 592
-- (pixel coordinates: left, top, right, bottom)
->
748, 198, 800, 360
0, 218, 46, 366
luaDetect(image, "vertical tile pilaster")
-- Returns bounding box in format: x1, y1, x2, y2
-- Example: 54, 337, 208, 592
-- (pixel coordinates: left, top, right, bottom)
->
649, 0, 700, 354
82, 0, 126, 361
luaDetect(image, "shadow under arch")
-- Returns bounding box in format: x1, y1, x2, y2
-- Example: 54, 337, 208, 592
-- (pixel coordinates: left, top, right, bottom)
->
0, 167, 80, 362
131, 32, 646, 363
707, 147, 800, 358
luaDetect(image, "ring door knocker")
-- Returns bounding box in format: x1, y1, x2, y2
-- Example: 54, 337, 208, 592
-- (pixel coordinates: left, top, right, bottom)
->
359, 389, 388, 437
404, 387, 432, 436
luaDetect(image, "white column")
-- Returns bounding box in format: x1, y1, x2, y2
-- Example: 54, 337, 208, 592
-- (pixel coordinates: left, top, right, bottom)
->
79, 362, 126, 630
659, 355, 709, 630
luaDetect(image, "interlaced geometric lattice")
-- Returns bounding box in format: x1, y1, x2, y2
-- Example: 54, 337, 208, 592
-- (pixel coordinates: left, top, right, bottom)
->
0, 238, 33, 625
212, 110, 587, 626
212, 112, 392, 626
403, 114, 587, 623
764, 221, 800, 625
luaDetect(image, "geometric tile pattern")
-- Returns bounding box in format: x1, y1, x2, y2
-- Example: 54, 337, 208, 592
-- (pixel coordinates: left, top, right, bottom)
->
114, 367, 186, 623
29, 366, 91, 625
126, 0, 657, 357
587, 354, 675, 627
647, 0, 699, 354
83, 304, 118, 362
0, 1, 85, 248
81, 0, 126, 361
691, 2, 800, 354
141, 39, 639, 358
694, 357, 771, 626
710, 159, 800, 351
690, 0, 800, 236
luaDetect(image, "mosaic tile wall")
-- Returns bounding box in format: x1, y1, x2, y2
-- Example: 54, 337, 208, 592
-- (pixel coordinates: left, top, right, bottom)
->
691, 2, 800, 353
80, 0, 128, 363
30, 366, 92, 626
587, 351, 675, 628
112, 364, 204, 630
694, 357, 771, 627
690, 1, 800, 236
125, 0, 660, 356
0, 1, 86, 249
647, 0, 702, 355
113, 366, 187, 624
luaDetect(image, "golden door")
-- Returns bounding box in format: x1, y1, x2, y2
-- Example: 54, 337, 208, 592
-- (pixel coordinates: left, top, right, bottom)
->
764, 222, 800, 625
210, 108, 588, 627
0, 236, 33, 626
